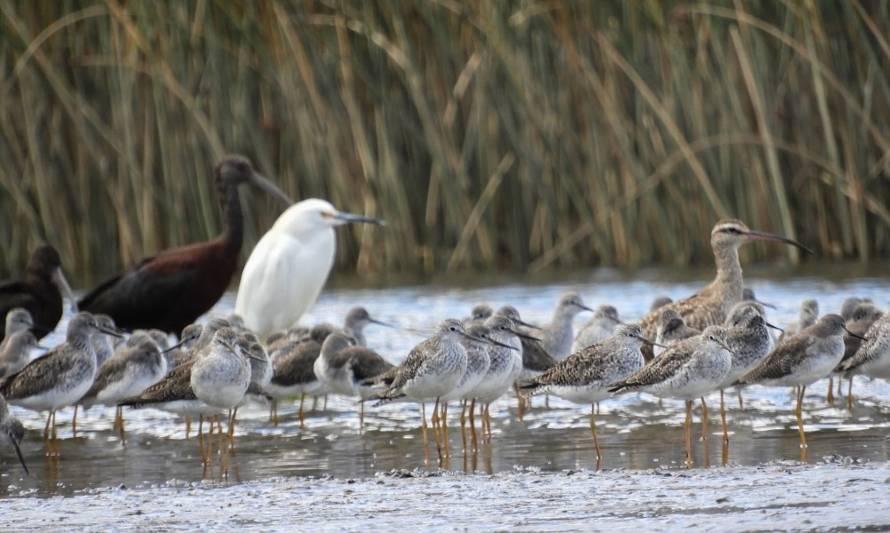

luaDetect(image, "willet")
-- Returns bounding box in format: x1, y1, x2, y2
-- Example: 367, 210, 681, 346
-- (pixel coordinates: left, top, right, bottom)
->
0, 393, 28, 474
521, 324, 656, 465
265, 324, 333, 426
81, 337, 168, 437
649, 296, 673, 312
654, 309, 700, 357
316, 332, 394, 426
834, 303, 883, 408
80, 156, 291, 335
539, 293, 593, 361
235, 199, 384, 337
0, 245, 76, 341
738, 314, 855, 460
342, 307, 391, 347
0, 313, 121, 446
374, 319, 476, 453
572, 305, 622, 352
0, 330, 41, 380
610, 326, 732, 467
637, 220, 811, 359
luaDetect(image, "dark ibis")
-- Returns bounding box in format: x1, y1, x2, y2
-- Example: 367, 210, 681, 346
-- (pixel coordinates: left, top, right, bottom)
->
79, 155, 291, 335
0, 245, 76, 341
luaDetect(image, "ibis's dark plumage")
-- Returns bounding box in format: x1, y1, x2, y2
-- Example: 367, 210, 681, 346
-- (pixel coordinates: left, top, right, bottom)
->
79, 156, 291, 335
0, 245, 74, 341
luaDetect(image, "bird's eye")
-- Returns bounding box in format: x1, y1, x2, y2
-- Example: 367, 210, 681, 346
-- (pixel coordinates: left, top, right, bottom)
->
449, 326, 456, 331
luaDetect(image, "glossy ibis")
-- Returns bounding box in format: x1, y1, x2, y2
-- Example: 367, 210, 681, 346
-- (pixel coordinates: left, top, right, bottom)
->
0, 245, 76, 341
234, 199, 384, 337
79, 155, 291, 335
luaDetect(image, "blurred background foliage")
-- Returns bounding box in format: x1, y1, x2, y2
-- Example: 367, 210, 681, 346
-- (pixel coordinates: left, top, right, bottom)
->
1, 0, 889, 285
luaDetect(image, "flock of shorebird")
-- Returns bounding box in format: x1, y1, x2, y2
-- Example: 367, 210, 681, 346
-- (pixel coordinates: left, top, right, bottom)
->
0, 223, 887, 474
1, 156, 889, 477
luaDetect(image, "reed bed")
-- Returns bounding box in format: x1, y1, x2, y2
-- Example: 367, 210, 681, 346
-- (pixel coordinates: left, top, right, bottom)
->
1, 0, 889, 285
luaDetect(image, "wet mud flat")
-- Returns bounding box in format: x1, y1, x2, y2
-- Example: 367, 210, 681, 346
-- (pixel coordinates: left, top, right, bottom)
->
2, 461, 889, 531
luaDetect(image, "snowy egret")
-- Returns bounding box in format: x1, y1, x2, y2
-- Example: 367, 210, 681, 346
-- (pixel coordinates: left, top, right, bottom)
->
235, 199, 383, 337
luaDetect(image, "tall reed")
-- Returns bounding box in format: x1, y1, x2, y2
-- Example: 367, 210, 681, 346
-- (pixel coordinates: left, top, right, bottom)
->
1, 0, 888, 285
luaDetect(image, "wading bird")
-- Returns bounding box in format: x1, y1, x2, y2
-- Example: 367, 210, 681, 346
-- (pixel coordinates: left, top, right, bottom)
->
1, 245, 76, 341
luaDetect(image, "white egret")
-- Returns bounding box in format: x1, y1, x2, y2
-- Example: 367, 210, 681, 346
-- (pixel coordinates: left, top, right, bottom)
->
235, 199, 383, 337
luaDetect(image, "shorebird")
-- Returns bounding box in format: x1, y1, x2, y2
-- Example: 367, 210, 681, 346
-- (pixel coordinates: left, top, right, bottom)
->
373, 319, 477, 451
637, 220, 811, 359
492, 305, 551, 413
80, 156, 291, 335
190, 327, 257, 443
610, 326, 732, 467
471, 316, 524, 439
0, 393, 28, 474
80, 337, 168, 437
521, 324, 656, 465
442, 324, 494, 448
649, 296, 673, 312
0, 245, 76, 341
717, 303, 780, 448
315, 332, 394, 426
834, 303, 883, 407
572, 305, 622, 352
342, 307, 391, 347
839, 313, 890, 390
654, 309, 700, 357
739, 314, 856, 460
0, 330, 41, 380
0, 313, 121, 445
840, 297, 871, 320
235, 199, 384, 337
163, 324, 203, 369
238, 337, 273, 409
265, 324, 333, 426
2, 308, 33, 338
463, 304, 494, 326
91, 314, 118, 368
782, 299, 819, 340
539, 293, 593, 361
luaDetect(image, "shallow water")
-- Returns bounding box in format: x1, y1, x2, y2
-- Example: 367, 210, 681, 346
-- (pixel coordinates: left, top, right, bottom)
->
2, 274, 890, 511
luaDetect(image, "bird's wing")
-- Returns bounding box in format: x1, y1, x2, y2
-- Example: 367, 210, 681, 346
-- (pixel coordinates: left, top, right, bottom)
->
611, 347, 691, 391
0, 349, 79, 400
83, 357, 129, 400
740, 335, 814, 383
236, 233, 317, 335
521, 338, 557, 372
120, 362, 195, 406
386, 343, 428, 394
78, 248, 203, 330
346, 347, 394, 383
271, 343, 320, 386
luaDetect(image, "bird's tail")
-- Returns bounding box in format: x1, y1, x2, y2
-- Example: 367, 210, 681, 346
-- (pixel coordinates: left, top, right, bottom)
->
370, 391, 406, 407
515, 379, 543, 398
607, 382, 633, 394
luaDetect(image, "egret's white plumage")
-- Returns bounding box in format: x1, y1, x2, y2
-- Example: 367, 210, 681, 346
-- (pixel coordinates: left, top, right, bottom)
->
235, 199, 382, 337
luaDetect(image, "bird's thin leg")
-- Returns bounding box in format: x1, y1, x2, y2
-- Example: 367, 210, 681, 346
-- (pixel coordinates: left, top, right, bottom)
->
468, 399, 478, 452
700, 397, 710, 467
323, 395, 328, 410
432, 398, 443, 458
185, 416, 191, 440
684, 400, 693, 468
590, 404, 602, 469
118, 407, 126, 442
71, 405, 78, 437
51, 410, 58, 441
442, 401, 450, 456
270, 399, 278, 427
459, 400, 467, 452
847, 377, 854, 411
796, 386, 808, 461
485, 404, 492, 441
421, 402, 429, 446
720, 390, 729, 466
837, 376, 844, 396
359, 400, 365, 430
514, 384, 524, 421
298, 393, 305, 428
43, 411, 52, 442
737, 388, 744, 410
826, 377, 835, 405
596, 402, 600, 415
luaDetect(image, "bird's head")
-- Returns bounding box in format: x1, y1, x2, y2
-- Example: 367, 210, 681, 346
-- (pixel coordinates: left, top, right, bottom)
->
216, 155, 292, 206
5, 308, 33, 331
556, 292, 593, 316
710, 219, 813, 255
27, 245, 77, 313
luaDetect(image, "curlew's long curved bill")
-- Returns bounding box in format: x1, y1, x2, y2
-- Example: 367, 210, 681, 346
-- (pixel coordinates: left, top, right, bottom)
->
12, 440, 29, 475
51, 267, 78, 313
744, 230, 814, 255
333, 211, 386, 226
251, 172, 293, 206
